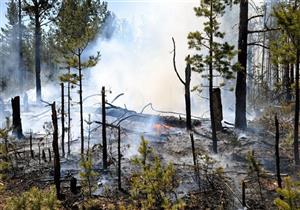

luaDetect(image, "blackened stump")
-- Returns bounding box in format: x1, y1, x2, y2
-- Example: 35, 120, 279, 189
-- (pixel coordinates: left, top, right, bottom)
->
11, 96, 23, 138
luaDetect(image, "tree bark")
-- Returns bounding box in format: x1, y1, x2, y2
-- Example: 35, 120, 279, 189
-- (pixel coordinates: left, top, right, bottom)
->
67, 67, 71, 154
51, 102, 61, 198
102, 86, 107, 169
11, 96, 23, 138
30, 131, 34, 158
61, 83, 65, 156
235, 0, 248, 130
242, 181, 246, 207
209, 0, 218, 153
35, 11, 42, 102
294, 50, 300, 165
78, 51, 84, 155
117, 126, 121, 190
284, 64, 291, 102
275, 114, 282, 188
212, 88, 223, 131
185, 59, 192, 130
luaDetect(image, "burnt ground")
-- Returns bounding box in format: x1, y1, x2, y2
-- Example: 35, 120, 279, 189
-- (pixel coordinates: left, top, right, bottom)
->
0, 107, 296, 209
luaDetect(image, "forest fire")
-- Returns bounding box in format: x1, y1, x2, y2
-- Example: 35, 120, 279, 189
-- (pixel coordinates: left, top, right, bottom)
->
152, 123, 172, 135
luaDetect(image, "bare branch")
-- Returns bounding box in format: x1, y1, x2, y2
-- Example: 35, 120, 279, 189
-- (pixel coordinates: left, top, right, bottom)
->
172, 37, 185, 85
247, 42, 269, 49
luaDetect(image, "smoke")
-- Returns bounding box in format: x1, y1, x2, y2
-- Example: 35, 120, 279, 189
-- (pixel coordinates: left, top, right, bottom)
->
85, 0, 211, 117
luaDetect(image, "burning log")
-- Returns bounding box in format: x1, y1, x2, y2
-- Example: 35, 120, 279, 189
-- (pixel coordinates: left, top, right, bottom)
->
51, 102, 61, 198
212, 88, 223, 131
11, 96, 24, 138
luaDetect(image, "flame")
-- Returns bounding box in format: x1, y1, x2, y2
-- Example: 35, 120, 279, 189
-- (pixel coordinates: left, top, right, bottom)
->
152, 123, 171, 135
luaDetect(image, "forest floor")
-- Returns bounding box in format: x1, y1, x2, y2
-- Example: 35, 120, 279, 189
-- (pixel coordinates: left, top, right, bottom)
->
0, 105, 297, 209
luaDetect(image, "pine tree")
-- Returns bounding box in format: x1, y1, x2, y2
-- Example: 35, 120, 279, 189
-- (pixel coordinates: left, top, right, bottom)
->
55, 0, 108, 155
274, 2, 300, 165
188, 0, 236, 153
23, 0, 59, 102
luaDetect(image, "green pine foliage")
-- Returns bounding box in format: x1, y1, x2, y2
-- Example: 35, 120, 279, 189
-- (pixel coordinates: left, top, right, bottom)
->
79, 153, 98, 197
130, 137, 185, 210
274, 176, 300, 210
187, 0, 236, 79
4, 186, 60, 210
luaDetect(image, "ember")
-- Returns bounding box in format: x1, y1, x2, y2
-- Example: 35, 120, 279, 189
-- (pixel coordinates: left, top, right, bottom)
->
152, 123, 171, 135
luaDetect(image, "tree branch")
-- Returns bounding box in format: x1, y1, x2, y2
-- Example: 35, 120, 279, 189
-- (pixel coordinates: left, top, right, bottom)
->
247, 42, 269, 49
248, 27, 280, 34
248, 14, 263, 22
172, 37, 185, 85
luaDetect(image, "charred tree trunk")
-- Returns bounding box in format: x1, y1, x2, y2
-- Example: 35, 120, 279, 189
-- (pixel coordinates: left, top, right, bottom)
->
11, 96, 23, 138
242, 181, 246, 207
209, 1, 218, 153
30, 131, 34, 158
102, 86, 108, 169
67, 67, 71, 154
284, 64, 291, 102
212, 88, 223, 131
61, 83, 65, 156
185, 59, 192, 130
78, 51, 84, 155
294, 50, 300, 165
70, 177, 77, 194
34, 11, 42, 102
235, 0, 248, 130
275, 114, 282, 188
117, 126, 121, 190
51, 102, 61, 198
190, 133, 200, 190
48, 148, 52, 162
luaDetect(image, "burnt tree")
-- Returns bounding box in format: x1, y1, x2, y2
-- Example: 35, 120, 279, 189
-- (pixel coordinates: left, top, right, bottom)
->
294, 50, 300, 165
61, 83, 65, 156
67, 67, 71, 154
117, 125, 121, 190
51, 102, 61, 198
11, 96, 23, 138
102, 86, 108, 169
212, 88, 223, 131
235, 0, 248, 130
275, 114, 282, 188
172, 37, 192, 130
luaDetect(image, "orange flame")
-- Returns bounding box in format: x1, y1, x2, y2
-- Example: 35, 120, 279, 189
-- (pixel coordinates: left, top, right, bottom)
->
152, 123, 171, 134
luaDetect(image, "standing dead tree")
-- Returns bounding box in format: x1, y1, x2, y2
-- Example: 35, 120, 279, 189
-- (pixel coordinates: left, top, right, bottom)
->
275, 114, 282, 188
102, 86, 108, 170
51, 102, 61, 198
172, 37, 192, 130
11, 96, 23, 138
61, 83, 65, 156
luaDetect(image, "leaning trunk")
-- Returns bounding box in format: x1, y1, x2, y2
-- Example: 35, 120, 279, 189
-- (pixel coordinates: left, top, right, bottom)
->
235, 0, 248, 129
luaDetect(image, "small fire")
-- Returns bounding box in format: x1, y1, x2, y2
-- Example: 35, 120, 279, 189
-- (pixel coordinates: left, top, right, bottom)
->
152, 123, 171, 135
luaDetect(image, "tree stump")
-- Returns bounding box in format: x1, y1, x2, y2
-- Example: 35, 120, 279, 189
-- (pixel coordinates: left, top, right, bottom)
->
212, 88, 223, 131
70, 177, 77, 194
11, 96, 24, 138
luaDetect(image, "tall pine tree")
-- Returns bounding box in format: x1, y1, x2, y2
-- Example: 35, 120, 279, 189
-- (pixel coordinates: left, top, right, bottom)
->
55, 0, 108, 155
188, 0, 236, 153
